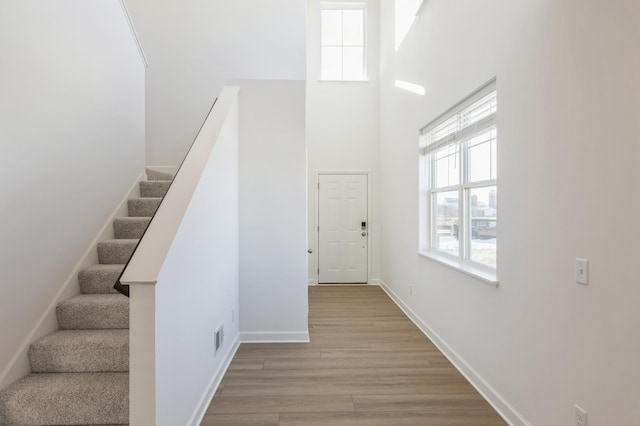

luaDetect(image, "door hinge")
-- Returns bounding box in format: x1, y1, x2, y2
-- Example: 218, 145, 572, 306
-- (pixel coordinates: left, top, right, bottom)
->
317, 269, 320, 275
317, 182, 320, 189
317, 225, 319, 232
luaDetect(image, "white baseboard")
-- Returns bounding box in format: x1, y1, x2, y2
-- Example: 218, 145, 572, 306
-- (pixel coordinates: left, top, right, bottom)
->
0, 173, 144, 389
308, 280, 379, 286
378, 280, 530, 426
188, 335, 241, 426
240, 331, 310, 343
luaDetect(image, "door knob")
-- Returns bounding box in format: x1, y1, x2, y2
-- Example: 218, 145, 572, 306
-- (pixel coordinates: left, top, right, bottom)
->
308, 249, 313, 254
361, 232, 367, 237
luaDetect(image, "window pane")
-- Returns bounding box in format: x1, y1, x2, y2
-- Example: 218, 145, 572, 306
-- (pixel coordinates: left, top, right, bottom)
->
342, 47, 364, 80
342, 10, 364, 46
469, 186, 497, 268
433, 191, 459, 256
468, 129, 497, 183
321, 46, 342, 80
434, 145, 460, 188
321, 10, 342, 45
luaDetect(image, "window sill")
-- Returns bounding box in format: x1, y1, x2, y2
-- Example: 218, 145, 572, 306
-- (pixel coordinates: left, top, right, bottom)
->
417, 251, 499, 287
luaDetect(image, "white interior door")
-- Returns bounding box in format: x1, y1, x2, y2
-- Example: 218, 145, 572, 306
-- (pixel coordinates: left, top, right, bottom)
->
318, 174, 368, 283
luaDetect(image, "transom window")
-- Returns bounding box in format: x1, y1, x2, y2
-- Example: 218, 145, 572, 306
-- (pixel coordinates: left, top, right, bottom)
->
320, 3, 366, 81
420, 80, 498, 273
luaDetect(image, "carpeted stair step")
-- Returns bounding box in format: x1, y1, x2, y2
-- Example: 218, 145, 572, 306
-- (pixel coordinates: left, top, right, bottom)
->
146, 168, 175, 181
0, 372, 128, 425
30, 329, 128, 373
56, 294, 129, 330
79, 264, 125, 294
127, 197, 161, 217
139, 180, 171, 198
97, 239, 138, 264
113, 217, 151, 239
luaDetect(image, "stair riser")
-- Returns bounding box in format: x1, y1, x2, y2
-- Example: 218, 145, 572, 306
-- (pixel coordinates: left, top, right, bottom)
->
30, 344, 128, 373
139, 180, 171, 198
113, 218, 150, 239
79, 267, 123, 294
57, 301, 129, 330
127, 198, 161, 217
97, 241, 137, 264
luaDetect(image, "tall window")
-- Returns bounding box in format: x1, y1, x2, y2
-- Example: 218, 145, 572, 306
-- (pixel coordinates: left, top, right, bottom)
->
320, 3, 366, 81
420, 80, 497, 271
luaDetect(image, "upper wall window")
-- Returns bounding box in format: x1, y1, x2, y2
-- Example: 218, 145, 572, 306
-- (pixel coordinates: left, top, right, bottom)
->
419, 79, 498, 274
320, 3, 366, 81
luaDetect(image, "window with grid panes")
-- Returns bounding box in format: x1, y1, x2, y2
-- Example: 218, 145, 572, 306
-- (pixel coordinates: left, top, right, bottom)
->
420, 80, 497, 270
320, 3, 366, 81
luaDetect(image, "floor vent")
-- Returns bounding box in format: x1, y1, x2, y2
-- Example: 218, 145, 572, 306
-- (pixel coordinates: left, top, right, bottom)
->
215, 324, 224, 355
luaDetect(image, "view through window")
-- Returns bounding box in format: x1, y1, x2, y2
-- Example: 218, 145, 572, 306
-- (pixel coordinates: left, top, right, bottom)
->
420, 80, 497, 270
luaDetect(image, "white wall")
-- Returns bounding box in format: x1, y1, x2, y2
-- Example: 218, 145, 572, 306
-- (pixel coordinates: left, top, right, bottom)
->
235, 81, 309, 341
0, 0, 144, 385
125, 0, 307, 165
378, 0, 640, 424
306, 0, 381, 284
150, 95, 240, 425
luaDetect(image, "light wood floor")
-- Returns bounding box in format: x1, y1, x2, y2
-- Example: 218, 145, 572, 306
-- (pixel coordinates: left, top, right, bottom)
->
203, 286, 506, 426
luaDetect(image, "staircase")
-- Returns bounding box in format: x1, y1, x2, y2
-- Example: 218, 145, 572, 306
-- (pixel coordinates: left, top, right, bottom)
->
0, 169, 173, 425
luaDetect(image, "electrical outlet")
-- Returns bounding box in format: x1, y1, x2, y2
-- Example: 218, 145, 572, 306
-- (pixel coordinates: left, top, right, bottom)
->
575, 258, 589, 285
575, 405, 587, 426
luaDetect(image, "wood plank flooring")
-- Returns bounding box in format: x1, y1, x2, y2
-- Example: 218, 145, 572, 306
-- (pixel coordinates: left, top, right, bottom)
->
203, 286, 506, 426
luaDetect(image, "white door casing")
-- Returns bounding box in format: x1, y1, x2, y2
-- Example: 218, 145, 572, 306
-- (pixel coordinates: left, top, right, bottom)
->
318, 174, 368, 283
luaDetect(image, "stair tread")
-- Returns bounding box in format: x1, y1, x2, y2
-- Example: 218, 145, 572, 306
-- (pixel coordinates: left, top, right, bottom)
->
58, 293, 129, 304
0, 372, 128, 425
100, 238, 139, 244
57, 294, 129, 330
30, 330, 128, 373
82, 263, 126, 272
113, 216, 151, 222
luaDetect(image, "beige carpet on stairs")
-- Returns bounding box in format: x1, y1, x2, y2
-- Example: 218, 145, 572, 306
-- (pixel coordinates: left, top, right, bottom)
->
0, 168, 173, 425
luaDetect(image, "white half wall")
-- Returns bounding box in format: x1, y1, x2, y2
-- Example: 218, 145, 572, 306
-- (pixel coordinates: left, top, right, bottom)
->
125, 0, 307, 165
0, 0, 144, 385
379, 0, 640, 424
306, 0, 381, 285
234, 80, 309, 341
153, 97, 240, 425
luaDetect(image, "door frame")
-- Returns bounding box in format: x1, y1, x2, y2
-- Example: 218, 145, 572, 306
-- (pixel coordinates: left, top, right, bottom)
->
314, 171, 371, 285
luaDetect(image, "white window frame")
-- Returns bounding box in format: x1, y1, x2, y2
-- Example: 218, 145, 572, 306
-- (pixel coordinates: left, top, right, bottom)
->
319, 2, 367, 82
418, 79, 498, 286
